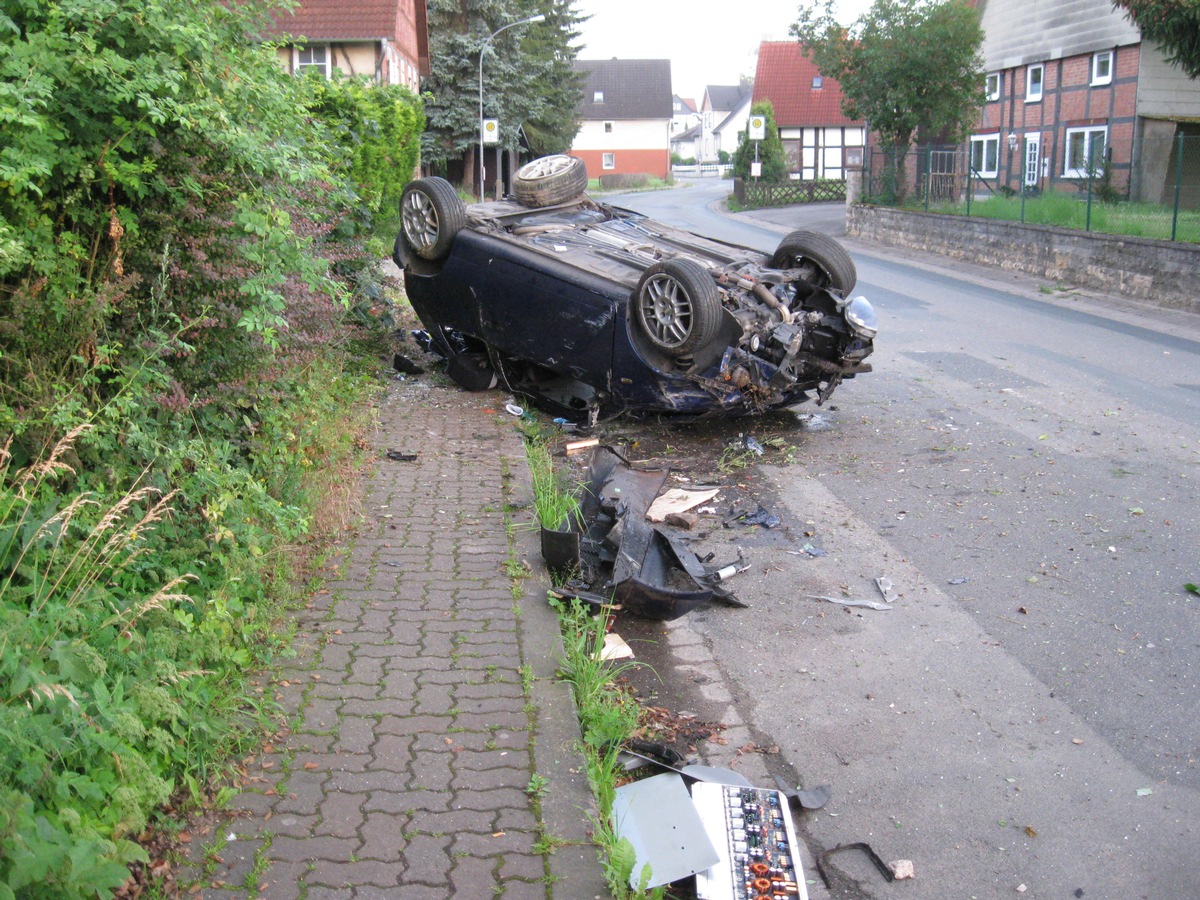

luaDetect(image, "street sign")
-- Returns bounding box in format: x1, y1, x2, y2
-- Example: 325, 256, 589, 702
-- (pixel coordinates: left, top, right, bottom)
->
482, 119, 499, 144
751, 161, 762, 178
748, 116, 766, 141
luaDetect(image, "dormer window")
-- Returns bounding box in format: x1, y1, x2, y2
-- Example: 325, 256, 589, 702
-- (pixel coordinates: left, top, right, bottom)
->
593, 91, 604, 103
812, 76, 823, 89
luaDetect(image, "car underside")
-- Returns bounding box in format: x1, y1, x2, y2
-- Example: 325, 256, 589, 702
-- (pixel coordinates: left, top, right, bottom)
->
394, 156, 876, 420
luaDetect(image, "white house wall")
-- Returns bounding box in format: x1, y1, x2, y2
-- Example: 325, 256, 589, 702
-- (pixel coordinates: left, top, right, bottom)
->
574, 119, 668, 151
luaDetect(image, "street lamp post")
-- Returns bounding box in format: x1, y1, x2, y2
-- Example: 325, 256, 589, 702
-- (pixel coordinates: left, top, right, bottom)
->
478, 13, 544, 201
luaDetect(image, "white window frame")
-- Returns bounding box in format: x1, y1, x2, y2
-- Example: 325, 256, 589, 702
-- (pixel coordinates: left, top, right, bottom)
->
1064, 125, 1107, 178
985, 72, 1001, 102
1091, 50, 1113, 86
1026, 64, 1044, 102
969, 133, 1000, 178
812, 76, 823, 89
602, 152, 616, 170
593, 91, 604, 103
295, 44, 331, 78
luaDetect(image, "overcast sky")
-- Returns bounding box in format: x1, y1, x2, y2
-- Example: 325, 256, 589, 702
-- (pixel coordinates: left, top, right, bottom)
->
571, 0, 874, 103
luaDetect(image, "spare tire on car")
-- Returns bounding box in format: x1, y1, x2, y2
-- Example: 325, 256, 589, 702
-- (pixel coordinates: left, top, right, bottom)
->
769, 229, 857, 295
400, 176, 466, 261
513, 155, 589, 208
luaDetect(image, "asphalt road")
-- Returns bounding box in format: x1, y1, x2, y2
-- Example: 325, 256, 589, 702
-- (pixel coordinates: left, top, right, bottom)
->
603, 178, 1200, 898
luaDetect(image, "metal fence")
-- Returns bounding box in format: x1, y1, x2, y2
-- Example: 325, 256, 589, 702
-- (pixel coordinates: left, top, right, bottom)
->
671, 163, 734, 178
864, 134, 1200, 243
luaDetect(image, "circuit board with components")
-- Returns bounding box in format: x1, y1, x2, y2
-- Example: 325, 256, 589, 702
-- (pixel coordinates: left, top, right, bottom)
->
691, 783, 809, 900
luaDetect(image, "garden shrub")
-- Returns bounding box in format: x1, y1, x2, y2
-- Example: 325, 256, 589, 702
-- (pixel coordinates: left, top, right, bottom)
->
0, 0, 422, 895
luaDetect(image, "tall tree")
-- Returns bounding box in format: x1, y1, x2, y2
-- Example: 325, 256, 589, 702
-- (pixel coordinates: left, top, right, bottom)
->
1113, 0, 1200, 78
422, 0, 583, 187
518, 1, 586, 157
792, 0, 984, 199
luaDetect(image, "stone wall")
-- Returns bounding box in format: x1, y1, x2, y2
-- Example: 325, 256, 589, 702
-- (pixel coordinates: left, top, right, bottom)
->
846, 205, 1200, 314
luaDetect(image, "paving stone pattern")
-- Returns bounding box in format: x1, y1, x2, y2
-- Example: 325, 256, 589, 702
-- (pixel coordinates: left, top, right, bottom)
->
192, 377, 605, 898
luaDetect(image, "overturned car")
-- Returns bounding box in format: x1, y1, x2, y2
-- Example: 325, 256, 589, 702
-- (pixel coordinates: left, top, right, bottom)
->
393, 155, 876, 419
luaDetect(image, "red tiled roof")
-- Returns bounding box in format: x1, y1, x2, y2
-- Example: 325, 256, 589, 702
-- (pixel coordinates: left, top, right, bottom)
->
752, 41, 863, 128
265, 0, 407, 42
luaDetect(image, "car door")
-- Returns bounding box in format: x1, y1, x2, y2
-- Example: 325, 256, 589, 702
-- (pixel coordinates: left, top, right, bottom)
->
474, 240, 620, 386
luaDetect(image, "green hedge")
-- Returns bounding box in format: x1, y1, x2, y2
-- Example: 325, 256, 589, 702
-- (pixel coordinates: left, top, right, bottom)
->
0, 1, 423, 895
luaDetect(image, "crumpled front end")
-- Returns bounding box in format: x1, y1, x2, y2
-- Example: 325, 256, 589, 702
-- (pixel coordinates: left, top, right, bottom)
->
618, 270, 876, 416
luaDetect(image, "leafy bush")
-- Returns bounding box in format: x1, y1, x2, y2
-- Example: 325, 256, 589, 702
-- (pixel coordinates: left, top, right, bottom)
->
301, 73, 426, 242
0, 0, 420, 895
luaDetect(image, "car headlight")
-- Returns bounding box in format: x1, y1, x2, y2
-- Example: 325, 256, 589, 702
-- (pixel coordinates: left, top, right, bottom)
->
842, 296, 877, 340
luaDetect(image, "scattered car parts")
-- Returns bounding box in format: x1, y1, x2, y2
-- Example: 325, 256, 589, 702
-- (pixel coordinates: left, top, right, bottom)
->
540, 446, 745, 620
815, 842, 896, 890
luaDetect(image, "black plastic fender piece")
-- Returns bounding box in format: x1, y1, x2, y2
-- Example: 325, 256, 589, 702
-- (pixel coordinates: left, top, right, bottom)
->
816, 842, 896, 890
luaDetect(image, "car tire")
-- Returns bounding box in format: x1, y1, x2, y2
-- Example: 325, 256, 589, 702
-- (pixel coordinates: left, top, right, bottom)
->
769, 230, 857, 294
633, 258, 723, 357
512, 155, 588, 208
400, 177, 466, 261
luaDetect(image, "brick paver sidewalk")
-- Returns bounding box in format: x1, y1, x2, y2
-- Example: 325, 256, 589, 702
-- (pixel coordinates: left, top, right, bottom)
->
191, 376, 605, 899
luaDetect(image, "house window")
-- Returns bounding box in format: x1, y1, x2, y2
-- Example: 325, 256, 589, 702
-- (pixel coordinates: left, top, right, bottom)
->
1064, 125, 1107, 178
602, 153, 615, 170
296, 44, 330, 78
1092, 50, 1113, 85
593, 91, 604, 103
1026, 64, 1043, 102
812, 76, 823, 89
985, 72, 1001, 101
604, 121, 613, 133
970, 133, 1000, 178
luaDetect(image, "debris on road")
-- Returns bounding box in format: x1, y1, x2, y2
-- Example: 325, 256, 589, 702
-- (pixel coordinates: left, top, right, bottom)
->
602, 632, 635, 661
772, 774, 833, 811
565, 436, 600, 454
664, 511, 698, 529
392, 353, 424, 375
816, 842, 896, 889
723, 503, 782, 529
807, 594, 894, 611
875, 576, 899, 604
888, 859, 915, 880
788, 542, 826, 558
540, 446, 746, 619
647, 487, 721, 522
385, 450, 418, 462
611, 773, 720, 890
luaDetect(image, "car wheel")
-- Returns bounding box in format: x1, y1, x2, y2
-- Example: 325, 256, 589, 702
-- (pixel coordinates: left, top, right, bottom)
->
512, 155, 589, 208
400, 177, 466, 261
769, 230, 857, 294
633, 259, 723, 357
